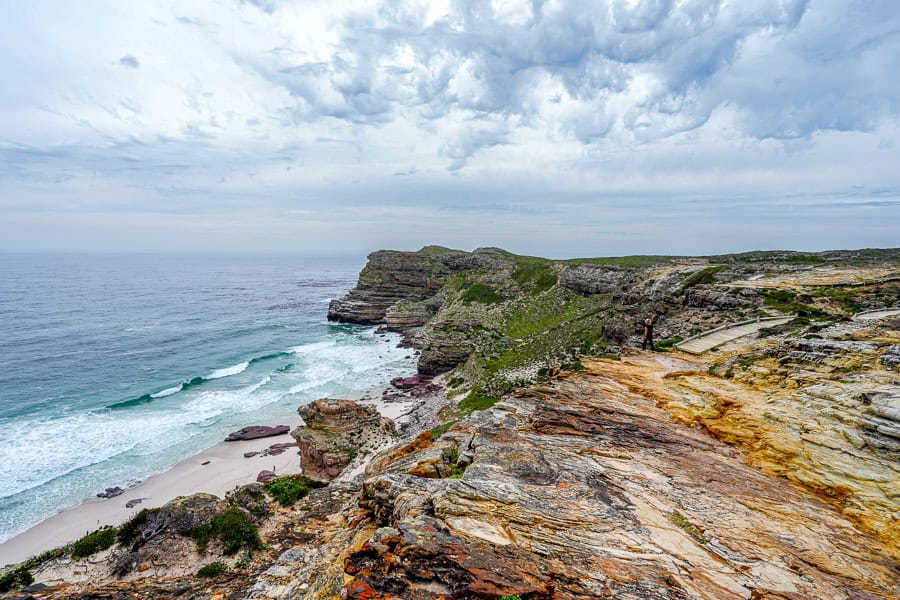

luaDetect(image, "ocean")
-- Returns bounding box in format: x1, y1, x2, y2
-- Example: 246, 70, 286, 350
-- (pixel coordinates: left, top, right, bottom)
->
0, 253, 414, 544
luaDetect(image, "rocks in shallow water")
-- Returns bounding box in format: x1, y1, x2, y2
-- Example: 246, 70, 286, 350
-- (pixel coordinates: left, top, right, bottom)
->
225, 425, 290, 442
292, 398, 396, 480
97, 486, 124, 498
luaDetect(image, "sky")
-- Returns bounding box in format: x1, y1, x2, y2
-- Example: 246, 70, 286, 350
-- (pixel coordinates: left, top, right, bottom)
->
0, 0, 898, 258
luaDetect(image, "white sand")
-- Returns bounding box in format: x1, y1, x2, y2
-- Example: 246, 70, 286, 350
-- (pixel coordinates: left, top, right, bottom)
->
0, 385, 404, 566
0, 422, 305, 566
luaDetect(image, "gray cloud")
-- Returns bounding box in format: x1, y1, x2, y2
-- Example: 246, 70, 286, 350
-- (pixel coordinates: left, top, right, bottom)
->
0, 1, 897, 255
118, 54, 140, 69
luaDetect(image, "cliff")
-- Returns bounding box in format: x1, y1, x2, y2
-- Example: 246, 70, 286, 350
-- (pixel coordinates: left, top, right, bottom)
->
4, 247, 899, 600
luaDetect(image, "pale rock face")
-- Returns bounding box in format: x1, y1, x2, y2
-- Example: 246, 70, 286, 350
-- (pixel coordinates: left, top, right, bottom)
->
335, 362, 897, 599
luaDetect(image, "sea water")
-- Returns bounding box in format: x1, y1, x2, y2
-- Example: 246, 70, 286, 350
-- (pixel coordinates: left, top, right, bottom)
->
0, 254, 414, 544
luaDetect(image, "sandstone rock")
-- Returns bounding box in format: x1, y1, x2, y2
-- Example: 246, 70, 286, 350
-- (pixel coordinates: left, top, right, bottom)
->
327, 250, 453, 324
256, 470, 278, 483
390, 375, 424, 389
682, 285, 751, 309
558, 262, 635, 295
417, 337, 473, 375
346, 369, 898, 599
292, 399, 396, 480
225, 425, 290, 442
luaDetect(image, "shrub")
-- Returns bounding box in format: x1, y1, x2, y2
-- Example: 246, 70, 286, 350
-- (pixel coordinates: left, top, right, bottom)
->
117, 507, 162, 547
71, 526, 118, 559
193, 508, 264, 556
0, 565, 33, 592
500, 595, 523, 600
196, 561, 228, 578
678, 266, 724, 293
265, 475, 323, 506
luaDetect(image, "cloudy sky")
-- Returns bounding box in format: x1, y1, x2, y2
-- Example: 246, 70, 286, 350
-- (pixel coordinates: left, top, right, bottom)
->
1, 0, 898, 257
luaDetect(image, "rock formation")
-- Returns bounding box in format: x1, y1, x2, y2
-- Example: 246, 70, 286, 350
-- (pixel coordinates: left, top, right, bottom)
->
292, 399, 396, 480
224, 425, 290, 441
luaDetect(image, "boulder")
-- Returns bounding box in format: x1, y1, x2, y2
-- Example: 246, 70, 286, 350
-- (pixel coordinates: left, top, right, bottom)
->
225, 425, 290, 442
292, 399, 396, 480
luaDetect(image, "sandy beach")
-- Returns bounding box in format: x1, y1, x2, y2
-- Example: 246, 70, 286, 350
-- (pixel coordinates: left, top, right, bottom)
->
0, 386, 407, 567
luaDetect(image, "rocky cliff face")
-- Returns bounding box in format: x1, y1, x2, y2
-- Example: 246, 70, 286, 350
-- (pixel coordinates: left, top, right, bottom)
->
292, 399, 396, 480
250, 343, 899, 599
327, 247, 900, 396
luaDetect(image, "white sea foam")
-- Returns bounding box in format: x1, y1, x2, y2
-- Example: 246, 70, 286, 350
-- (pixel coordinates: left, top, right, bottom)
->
0, 328, 417, 544
150, 384, 183, 398
205, 361, 250, 379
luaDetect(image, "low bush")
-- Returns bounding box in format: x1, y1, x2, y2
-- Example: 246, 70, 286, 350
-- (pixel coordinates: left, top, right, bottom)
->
265, 475, 324, 506
71, 526, 118, 559
0, 565, 33, 592
193, 508, 264, 556
196, 561, 228, 578
678, 266, 724, 294
117, 507, 162, 547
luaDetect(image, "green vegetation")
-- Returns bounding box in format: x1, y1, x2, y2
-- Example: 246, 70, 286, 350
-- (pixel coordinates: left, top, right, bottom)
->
500, 595, 523, 600
430, 420, 458, 440
196, 561, 228, 578
669, 511, 709, 545
460, 283, 506, 304
739, 356, 765, 371
763, 289, 832, 318
447, 376, 465, 388
0, 565, 33, 592
678, 266, 724, 294
0, 545, 70, 591
655, 337, 683, 352
71, 526, 118, 559
265, 475, 324, 506
511, 256, 557, 293
192, 508, 264, 556
457, 391, 499, 414
117, 507, 162, 547
568, 255, 675, 268
442, 446, 468, 479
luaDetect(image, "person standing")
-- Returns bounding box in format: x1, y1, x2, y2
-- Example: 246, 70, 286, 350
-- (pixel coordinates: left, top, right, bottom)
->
642, 314, 658, 351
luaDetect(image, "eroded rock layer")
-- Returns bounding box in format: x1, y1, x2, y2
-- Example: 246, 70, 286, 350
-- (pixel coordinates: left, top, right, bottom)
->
292, 399, 396, 481
339, 366, 898, 599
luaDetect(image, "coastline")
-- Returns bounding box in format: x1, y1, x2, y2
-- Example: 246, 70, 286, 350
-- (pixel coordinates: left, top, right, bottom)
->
0, 385, 397, 567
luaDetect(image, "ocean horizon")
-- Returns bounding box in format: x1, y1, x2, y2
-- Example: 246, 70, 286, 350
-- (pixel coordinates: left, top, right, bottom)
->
0, 253, 415, 544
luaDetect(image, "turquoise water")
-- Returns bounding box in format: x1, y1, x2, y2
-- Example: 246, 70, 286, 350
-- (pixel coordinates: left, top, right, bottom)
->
0, 254, 413, 543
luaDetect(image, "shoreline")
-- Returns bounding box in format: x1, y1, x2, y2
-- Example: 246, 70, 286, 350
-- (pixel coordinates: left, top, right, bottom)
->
0, 385, 395, 567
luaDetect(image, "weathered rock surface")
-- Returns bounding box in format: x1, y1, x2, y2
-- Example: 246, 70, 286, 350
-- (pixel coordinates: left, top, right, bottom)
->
225, 424, 290, 441
558, 262, 637, 294
292, 399, 396, 480
327, 250, 450, 324
340, 365, 897, 599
